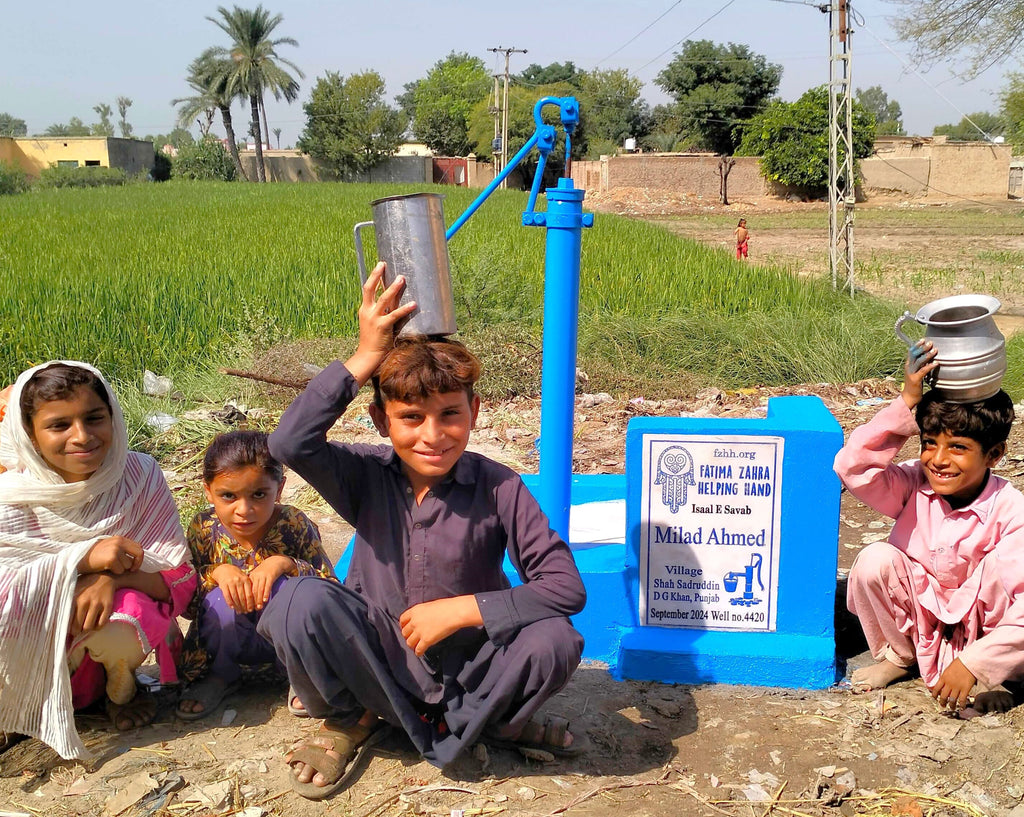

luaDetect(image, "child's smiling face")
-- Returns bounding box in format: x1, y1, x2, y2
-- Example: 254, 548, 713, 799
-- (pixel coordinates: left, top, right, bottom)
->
370, 389, 479, 495
204, 465, 283, 547
920, 430, 1004, 507
29, 386, 113, 483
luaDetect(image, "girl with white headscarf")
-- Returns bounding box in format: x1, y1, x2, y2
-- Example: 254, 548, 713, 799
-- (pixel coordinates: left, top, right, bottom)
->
0, 361, 196, 760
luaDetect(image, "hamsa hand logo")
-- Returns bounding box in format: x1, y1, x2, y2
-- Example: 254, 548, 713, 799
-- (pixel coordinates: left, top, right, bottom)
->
654, 445, 695, 513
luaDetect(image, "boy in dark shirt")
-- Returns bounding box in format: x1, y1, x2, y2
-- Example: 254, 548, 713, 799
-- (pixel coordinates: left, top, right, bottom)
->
259, 263, 587, 799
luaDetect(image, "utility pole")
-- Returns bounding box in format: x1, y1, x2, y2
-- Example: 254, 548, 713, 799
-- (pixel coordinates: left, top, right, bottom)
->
488, 46, 527, 188
827, 0, 855, 294
490, 75, 502, 177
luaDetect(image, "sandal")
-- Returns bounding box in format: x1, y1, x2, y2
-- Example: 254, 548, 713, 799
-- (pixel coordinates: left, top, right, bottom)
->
483, 713, 586, 759
175, 676, 239, 721
287, 718, 389, 801
287, 685, 309, 718
106, 690, 157, 731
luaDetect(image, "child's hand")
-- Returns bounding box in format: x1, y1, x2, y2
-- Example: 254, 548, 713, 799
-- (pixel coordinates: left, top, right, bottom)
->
901, 340, 939, 410
345, 262, 418, 387
211, 564, 256, 614
399, 596, 484, 656
72, 573, 117, 634
249, 555, 295, 610
78, 536, 144, 575
930, 658, 976, 711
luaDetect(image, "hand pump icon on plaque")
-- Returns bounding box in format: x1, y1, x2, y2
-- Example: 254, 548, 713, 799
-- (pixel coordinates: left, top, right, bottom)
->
723, 553, 764, 607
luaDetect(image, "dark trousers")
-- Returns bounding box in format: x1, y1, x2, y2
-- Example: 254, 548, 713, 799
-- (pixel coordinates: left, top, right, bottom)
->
257, 577, 583, 767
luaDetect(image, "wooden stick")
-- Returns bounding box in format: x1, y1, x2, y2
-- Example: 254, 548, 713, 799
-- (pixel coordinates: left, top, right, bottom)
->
219, 368, 309, 389
546, 768, 672, 815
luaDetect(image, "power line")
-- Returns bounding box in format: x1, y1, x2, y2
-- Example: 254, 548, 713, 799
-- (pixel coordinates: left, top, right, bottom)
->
635, 0, 740, 74
593, 0, 686, 67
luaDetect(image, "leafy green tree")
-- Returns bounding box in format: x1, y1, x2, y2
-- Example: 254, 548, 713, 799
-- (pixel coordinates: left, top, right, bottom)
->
855, 85, 903, 135
893, 0, 1024, 79
737, 85, 874, 193
0, 113, 27, 137
207, 4, 303, 182
92, 104, 115, 136
998, 72, 1024, 148
43, 117, 90, 137
116, 96, 134, 138
297, 71, 405, 177
516, 62, 581, 88
576, 68, 650, 156
656, 40, 781, 155
408, 52, 490, 156
173, 135, 237, 181
467, 81, 583, 188
146, 128, 197, 150
933, 111, 1005, 141
174, 49, 248, 180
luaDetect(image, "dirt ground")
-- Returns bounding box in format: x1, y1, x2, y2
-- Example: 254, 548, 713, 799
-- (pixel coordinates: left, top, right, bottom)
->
5, 195, 1024, 817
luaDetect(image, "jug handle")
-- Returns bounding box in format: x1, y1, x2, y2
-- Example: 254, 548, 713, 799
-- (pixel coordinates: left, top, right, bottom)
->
894, 311, 918, 347
353, 221, 374, 283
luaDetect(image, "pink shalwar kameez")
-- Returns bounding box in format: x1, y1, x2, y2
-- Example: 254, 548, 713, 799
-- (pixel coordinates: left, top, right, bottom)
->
834, 398, 1024, 688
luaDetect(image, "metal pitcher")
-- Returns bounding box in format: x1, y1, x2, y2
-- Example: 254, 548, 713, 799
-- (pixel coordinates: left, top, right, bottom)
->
895, 294, 1006, 402
354, 193, 457, 337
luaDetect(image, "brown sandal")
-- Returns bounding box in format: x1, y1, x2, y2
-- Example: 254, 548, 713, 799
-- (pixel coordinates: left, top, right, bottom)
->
287, 719, 389, 800
484, 714, 586, 758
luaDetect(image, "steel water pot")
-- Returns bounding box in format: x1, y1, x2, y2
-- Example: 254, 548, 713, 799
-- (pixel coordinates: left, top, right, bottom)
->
354, 192, 457, 337
894, 294, 1006, 402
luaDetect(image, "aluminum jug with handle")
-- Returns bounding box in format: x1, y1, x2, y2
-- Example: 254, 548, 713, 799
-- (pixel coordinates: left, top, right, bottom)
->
354, 192, 457, 337
894, 294, 1006, 403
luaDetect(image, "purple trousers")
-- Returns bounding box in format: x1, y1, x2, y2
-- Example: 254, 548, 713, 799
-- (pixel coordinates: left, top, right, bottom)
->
200, 576, 288, 682
257, 577, 583, 767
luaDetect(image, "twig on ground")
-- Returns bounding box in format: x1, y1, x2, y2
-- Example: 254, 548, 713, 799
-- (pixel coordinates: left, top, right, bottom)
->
760, 782, 787, 817
545, 767, 673, 815
220, 369, 308, 389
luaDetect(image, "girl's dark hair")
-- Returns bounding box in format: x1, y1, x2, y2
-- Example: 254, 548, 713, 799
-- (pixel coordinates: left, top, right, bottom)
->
202, 430, 284, 485
20, 363, 112, 430
916, 389, 1015, 453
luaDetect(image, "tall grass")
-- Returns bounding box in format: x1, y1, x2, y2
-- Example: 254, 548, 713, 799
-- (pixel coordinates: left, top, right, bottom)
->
0, 182, 906, 396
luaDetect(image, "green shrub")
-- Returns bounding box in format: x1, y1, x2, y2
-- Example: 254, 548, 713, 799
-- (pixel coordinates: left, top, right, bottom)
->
172, 137, 236, 181
0, 160, 29, 195
152, 151, 172, 182
37, 165, 128, 189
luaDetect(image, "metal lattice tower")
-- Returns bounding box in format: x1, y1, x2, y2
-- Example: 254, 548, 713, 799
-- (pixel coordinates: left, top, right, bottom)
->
828, 0, 855, 294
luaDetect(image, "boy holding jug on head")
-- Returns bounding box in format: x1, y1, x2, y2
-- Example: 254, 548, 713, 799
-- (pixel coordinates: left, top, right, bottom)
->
258, 263, 586, 799
834, 338, 1024, 714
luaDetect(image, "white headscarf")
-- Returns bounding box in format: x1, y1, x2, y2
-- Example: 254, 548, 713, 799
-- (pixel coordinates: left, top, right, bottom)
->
0, 361, 189, 759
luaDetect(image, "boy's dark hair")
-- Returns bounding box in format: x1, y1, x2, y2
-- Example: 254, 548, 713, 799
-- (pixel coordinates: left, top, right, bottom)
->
203, 430, 284, 485
737, 218, 746, 226
372, 335, 481, 408
916, 389, 1015, 453
20, 363, 112, 430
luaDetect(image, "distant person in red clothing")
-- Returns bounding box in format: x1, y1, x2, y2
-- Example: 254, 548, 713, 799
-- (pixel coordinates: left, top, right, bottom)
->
735, 218, 749, 260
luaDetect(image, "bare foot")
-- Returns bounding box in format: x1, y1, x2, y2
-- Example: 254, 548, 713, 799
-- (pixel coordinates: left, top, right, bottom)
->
972, 683, 1015, 713
106, 691, 157, 731
851, 658, 911, 691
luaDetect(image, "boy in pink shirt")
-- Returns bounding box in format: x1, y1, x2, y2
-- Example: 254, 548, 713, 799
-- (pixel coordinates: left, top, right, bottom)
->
834, 339, 1024, 713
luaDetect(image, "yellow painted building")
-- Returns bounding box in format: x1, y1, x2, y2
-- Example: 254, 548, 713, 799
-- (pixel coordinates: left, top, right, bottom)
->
0, 136, 154, 178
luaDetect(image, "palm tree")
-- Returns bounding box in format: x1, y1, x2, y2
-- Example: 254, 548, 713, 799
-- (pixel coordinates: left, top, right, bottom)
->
273, 127, 282, 148
207, 5, 302, 182
173, 50, 249, 181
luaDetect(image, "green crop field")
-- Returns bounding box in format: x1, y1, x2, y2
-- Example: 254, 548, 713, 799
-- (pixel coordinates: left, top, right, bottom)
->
1, 182, 913, 397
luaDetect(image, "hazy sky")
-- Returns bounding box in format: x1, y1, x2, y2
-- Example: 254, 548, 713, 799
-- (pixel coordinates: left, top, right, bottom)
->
2, 0, 1012, 147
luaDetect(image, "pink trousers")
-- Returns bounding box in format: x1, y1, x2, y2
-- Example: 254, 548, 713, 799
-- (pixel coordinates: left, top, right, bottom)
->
847, 542, 1009, 687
